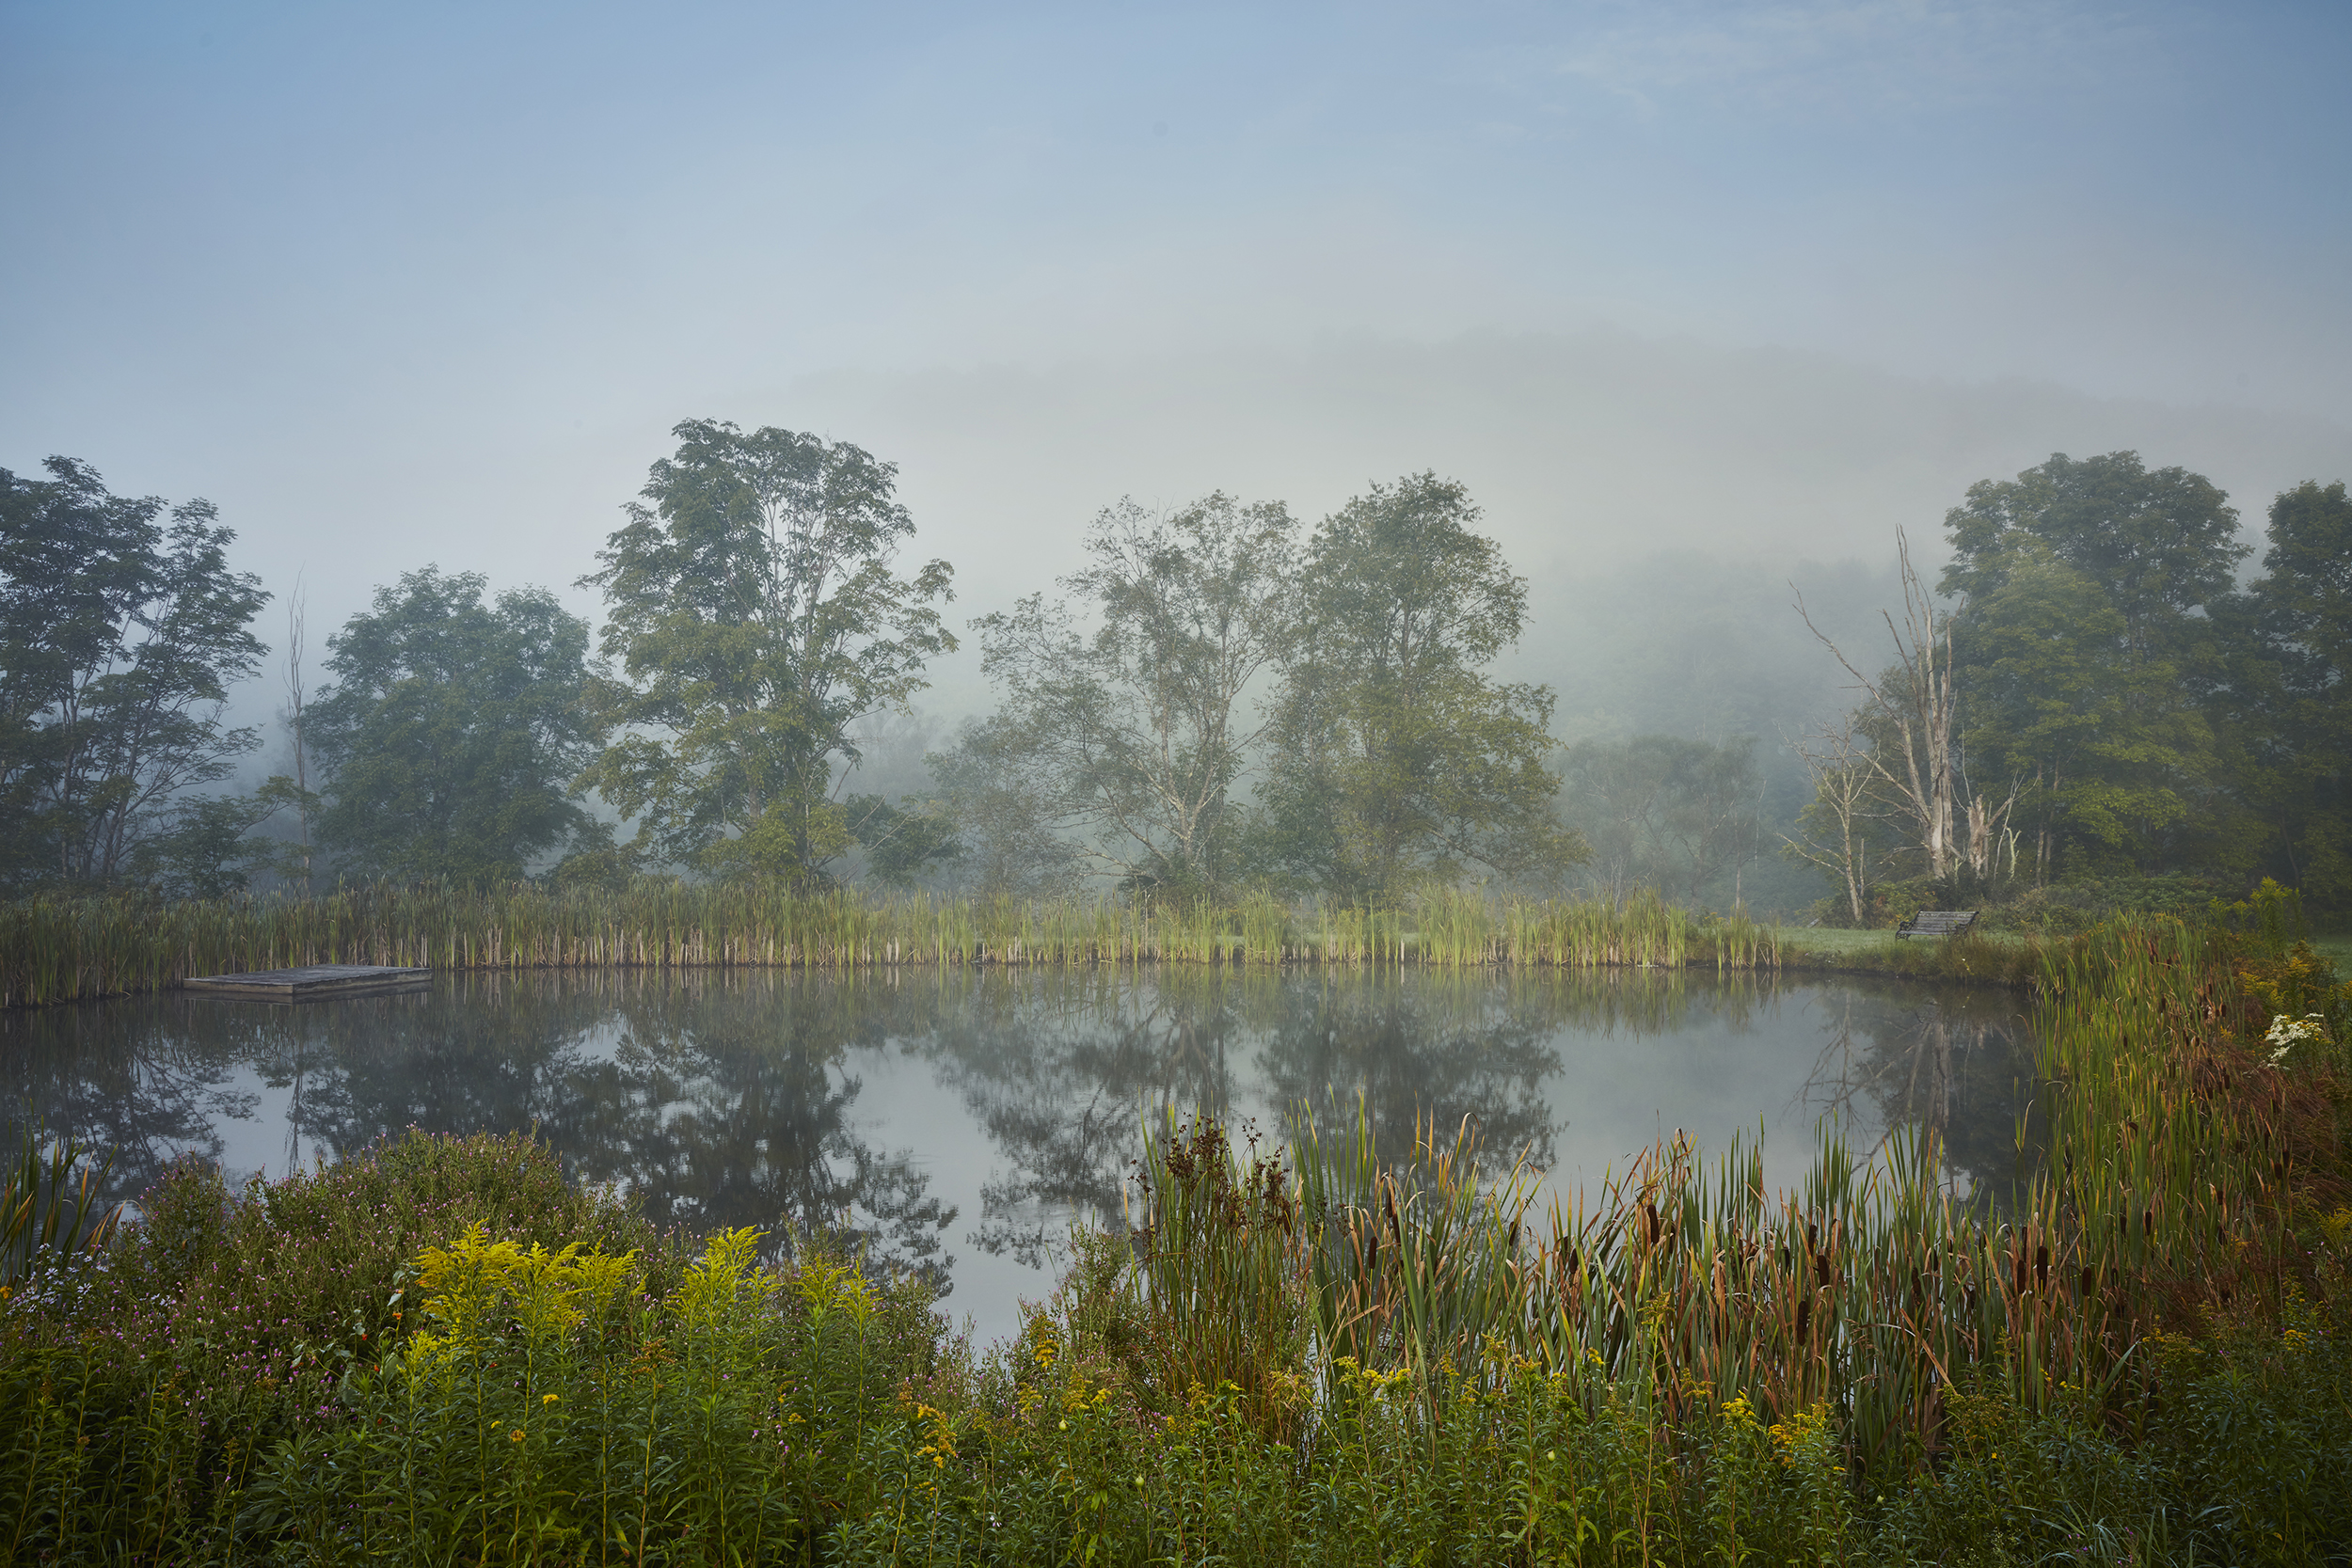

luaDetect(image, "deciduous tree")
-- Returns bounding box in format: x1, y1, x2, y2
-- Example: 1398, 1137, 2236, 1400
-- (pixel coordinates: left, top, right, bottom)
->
967, 494, 1296, 894
1941, 451, 2248, 875
1558, 735, 1763, 905
309, 567, 604, 884
580, 421, 954, 882
1260, 474, 1581, 898
2225, 480, 2352, 906
0, 458, 267, 890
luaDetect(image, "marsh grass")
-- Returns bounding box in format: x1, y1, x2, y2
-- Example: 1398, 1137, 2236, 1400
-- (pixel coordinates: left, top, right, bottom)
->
2, 880, 1894, 1006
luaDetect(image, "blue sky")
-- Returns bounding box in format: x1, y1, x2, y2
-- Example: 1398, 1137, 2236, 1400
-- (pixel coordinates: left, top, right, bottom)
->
4, 0, 2348, 705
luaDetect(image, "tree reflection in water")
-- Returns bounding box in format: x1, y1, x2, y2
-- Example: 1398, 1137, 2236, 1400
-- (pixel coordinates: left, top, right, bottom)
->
0, 973, 959, 1292
2, 966, 2040, 1306
1792, 979, 2041, 1200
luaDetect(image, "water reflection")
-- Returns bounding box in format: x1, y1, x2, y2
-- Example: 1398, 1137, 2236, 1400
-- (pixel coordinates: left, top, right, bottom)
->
1791, 980, 2040, 1198
1, 966, 2037, 1321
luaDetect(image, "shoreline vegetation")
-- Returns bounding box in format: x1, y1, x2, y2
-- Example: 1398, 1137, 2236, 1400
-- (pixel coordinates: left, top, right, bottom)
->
1, 916, 2346, 1561
0, 881, 2050, 1009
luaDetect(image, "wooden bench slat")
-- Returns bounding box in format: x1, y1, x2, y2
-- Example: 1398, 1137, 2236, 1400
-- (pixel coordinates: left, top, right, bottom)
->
1895, 910, 1979, 939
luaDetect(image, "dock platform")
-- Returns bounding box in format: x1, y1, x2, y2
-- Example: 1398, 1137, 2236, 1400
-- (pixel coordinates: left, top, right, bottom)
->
182, 964, 434, 1002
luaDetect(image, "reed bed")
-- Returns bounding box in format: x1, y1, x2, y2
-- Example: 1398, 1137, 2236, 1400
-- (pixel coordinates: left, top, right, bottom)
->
1258, 918, 2335, 1445
0, 881, 1807, 1007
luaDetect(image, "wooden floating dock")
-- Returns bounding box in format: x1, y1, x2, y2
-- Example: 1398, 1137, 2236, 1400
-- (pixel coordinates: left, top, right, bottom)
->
182, 964, 434, 1002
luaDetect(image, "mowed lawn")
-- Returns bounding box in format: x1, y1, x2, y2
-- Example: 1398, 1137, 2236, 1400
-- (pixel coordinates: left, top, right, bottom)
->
1773, 925, 2035, 959
1777, 923, 2350, 975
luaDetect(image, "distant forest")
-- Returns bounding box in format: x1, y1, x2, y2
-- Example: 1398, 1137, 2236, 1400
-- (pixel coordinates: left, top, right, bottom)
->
3, 427, 2344, 922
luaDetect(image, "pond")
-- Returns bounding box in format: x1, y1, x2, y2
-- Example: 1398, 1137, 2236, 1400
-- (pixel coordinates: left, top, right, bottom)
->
0, 967, 2038, 1346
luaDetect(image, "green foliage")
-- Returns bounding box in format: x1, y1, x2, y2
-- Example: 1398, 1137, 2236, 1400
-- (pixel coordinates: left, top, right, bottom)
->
1, 1117, 119, 1287
1261, 473, 1585, 897
0, 880, 1816, 1006
580, 420, 955, 884
0, 1129, 670, 1561
843, 792, 964, 889
1967, 872, 2230, 934
967, 493, 1297, 895
0, 456, 268, 893
2225, 479, 2352, 910
125, 789, 285, 899
1789, 452, 2352, 927
1942, 451, 2251, 879
923, 713, 1089, 897
306, 566, 606, 886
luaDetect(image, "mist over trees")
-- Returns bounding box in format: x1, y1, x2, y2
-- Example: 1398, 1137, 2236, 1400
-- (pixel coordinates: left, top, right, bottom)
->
954, 493, 1298, 895
2, 431, 2344, 918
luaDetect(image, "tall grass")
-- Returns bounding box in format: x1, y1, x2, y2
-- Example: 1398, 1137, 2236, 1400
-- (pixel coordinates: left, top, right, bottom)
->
1, 1118, 120, 1287
5, 881, 1822, 1006
1265, 919, 2329, 1428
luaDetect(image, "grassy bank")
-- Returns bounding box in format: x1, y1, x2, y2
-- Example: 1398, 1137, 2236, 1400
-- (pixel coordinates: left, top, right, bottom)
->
1, 881, 2054, 1007
3, 916, 2346, 1562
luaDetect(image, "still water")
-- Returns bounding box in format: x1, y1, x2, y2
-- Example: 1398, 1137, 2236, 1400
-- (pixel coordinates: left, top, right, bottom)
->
1, 968, 2036, 1345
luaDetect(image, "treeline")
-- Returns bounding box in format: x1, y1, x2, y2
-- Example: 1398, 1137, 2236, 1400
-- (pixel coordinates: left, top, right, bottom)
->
3, 433, 2344, 916
1785, 453, 2350, 921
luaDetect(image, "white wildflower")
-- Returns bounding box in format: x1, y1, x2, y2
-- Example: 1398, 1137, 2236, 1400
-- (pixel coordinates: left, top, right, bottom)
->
2265, 1012, 2328, 1065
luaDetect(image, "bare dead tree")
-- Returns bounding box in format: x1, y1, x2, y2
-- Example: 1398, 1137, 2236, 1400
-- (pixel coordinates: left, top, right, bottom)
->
1793, 531, 1959, 881
1963, 778, 2025, 881
284, 576, 313, 897
1780, 712, 1879, 924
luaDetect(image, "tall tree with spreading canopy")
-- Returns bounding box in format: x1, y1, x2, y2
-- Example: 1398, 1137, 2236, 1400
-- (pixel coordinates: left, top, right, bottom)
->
0, 458, 267, 890
580, 421, 955, 881
961, 494, 1296, 894
307, 567, 605, 885
1941, 451, 2249, 876
2222, 480, 2352, 906
1261, 474, 1581, 898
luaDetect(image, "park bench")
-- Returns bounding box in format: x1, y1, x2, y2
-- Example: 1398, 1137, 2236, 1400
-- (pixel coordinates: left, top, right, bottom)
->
1895, 910, 1979, 940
